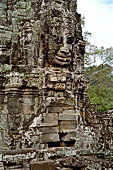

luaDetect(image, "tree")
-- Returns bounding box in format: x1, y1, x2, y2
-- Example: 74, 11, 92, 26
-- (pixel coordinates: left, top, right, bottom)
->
82, 17, 113, 112
85, 44, 113, 66
85, 64, 113, 112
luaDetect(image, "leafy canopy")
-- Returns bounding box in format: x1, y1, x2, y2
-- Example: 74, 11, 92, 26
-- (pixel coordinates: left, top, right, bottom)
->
82, 17, 113, 112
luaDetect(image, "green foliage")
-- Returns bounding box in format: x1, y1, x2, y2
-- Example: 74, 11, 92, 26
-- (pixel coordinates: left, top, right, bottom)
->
82, 16, 113, 112
85, 64, 113, 112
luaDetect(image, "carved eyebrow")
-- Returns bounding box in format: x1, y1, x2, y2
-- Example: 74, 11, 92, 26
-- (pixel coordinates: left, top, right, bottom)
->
55, 1, 62, 4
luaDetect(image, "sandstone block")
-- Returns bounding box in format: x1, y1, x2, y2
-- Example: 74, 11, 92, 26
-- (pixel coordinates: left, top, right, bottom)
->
22, 104, 32, 114
64, 98, 75, 106
60, 132, 77, 141
54, 83, 66, 90
59, 124, 77, 133
47, 75, 58, 82
40, 133, 59, 143
62, 110, 77, 115
47, 107, 64, 113
59, 114, 76, 121
47, 106, 75, 113
57, 76, 66, 82
59, 120, 77, 125
41, 113, 58, 127
47, 83, 66, 90
31, 161, 55, 170
39, 127, 59, 133
23, 97, 33, 105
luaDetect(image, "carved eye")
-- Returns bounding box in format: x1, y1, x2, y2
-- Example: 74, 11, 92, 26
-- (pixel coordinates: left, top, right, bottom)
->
41, 34, 45, 40
56, 36, 63, 44
67, 37, 74, 44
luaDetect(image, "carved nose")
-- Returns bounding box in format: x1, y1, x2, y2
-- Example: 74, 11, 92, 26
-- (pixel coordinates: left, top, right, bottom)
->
60, 46, 69, 54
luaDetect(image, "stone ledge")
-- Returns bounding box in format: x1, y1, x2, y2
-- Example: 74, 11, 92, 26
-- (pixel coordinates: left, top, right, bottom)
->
2, 148, 35, 155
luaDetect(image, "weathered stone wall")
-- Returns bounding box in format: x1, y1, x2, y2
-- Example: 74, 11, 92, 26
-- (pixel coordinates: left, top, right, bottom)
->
0, 0, 86, 150
0, 148, 113, 170
0, 0, 112, 169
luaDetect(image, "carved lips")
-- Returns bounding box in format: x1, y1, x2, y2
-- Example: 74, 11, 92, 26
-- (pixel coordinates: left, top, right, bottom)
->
52, 46, 72, 66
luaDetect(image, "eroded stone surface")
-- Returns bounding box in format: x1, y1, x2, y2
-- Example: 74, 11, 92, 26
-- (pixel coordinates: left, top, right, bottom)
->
0, 0, 86, 151
31, 161, 55, 170
0, 0, 112, 170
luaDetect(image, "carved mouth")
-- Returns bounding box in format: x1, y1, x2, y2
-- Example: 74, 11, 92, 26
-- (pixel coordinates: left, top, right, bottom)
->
52, 51, 72, 66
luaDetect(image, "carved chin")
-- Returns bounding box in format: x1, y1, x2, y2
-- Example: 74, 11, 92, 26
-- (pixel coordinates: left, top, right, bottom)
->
52, 55, 72, 66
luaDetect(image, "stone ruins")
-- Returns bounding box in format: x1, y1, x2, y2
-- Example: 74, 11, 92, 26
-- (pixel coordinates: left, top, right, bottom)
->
0, 0, 112, 169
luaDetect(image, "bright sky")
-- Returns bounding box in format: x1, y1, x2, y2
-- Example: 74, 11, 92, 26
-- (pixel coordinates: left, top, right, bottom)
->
77, 0, 113, 48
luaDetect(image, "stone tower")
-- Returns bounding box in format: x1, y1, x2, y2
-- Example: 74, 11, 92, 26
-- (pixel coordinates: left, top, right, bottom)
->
0, 0, 112, 170
0, 0, 86, 150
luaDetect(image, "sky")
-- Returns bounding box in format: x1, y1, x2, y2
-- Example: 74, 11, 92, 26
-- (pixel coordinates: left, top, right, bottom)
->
77, 0, 113, 48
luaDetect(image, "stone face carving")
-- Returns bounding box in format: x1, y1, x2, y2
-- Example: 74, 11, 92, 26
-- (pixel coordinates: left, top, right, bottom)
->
0, 0, 86, 151
49, 32, 73, 67
0, 0, 79, 69
0, 1, 112, 170
41, 4, 76, 67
